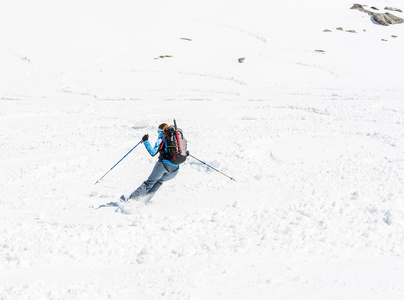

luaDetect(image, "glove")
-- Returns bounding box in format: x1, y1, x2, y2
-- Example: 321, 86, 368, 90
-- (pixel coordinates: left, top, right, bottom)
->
186, 150, 190, 156
142, 134, 149, 142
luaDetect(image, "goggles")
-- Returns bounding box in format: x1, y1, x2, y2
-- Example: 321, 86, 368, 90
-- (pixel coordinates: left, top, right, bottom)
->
157, 127, 163, 133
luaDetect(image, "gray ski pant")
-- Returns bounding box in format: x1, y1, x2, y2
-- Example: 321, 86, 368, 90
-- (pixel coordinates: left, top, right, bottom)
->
129, 161, 179, 202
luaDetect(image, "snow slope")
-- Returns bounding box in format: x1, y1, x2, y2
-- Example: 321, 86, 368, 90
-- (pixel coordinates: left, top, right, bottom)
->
1, 0, 404, 299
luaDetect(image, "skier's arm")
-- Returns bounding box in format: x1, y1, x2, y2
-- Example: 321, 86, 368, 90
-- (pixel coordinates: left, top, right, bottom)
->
144, 137, 163, 156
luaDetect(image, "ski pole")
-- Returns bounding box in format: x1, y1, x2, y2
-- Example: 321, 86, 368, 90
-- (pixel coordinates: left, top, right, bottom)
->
189, 154, 236, 182
95, 140, 143, 185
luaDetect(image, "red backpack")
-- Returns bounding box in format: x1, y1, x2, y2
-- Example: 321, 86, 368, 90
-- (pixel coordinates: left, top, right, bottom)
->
159, 120, 188, 164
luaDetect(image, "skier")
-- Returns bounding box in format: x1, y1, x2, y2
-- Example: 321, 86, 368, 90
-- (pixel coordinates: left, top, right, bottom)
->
121, 123, 182, 203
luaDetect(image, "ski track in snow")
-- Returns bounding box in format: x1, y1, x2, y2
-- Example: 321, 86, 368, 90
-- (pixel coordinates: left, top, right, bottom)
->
1, 94, 404, 299
1, 0, 404, 299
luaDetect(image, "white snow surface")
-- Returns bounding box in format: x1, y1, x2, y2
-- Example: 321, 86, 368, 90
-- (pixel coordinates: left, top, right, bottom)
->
1, 0, 404, 299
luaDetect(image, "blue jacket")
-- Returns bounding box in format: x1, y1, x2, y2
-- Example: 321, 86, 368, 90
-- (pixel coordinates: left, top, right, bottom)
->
143, 133, 179, 168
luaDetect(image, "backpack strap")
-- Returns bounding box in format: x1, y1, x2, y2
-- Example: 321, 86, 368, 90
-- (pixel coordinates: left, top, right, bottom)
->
159, 133, 167, 151
175, 131, 181, 152
159, 139, 165, 150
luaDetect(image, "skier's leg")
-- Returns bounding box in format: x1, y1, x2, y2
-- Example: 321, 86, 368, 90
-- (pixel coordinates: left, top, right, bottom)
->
129, 161, 166, 200
145, 163, 179, 201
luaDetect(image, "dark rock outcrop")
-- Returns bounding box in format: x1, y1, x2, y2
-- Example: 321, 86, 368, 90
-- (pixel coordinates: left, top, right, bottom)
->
372, 12, 404, 26
385, 7, 403, 13
351, 4, 367, 12
351, 4, 404, 26
154, 55, 173, 60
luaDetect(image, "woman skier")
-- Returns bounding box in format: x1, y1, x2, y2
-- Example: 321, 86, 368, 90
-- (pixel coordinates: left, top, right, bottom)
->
121, 123, 181, 203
